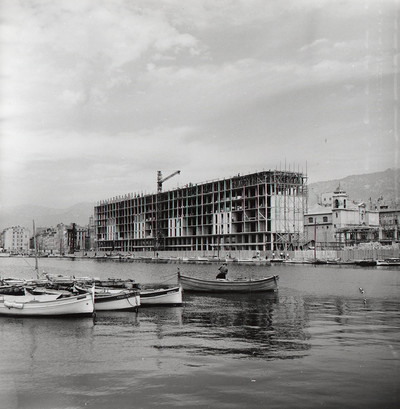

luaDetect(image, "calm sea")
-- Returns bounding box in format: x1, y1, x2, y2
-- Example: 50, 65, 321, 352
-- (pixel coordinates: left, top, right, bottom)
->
0, 257, 399, 409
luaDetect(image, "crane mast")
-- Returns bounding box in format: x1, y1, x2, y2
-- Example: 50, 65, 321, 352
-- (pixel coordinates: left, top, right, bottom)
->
155, 170, 181, 252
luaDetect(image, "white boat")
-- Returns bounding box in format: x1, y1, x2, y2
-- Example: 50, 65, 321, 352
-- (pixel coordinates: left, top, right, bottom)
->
237, 257, 271, 265
376, 258, 400, 266
94, 290, 140, 311
140, 286, 183, 306
270, 258, 285, 263
2, 277, 27, 286
1, 292, 61, 303
0, 292, 94, 317
283, 259, 311, 264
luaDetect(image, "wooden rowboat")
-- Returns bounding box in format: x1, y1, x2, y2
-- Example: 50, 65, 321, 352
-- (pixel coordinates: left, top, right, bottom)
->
178, 273, 279, 293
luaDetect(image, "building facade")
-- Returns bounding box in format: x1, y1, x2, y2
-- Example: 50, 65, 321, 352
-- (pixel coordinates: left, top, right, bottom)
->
379, 207, 400, 244
304, 187, 380, 248
1, 226, 30, 253
95, 170, 307, 253
66, 223, 89, 253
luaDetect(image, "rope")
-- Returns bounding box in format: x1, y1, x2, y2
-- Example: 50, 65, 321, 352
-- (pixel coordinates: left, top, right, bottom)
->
22, 257, 36, 272
158, 272, 179, 284
127, 292, 139, 311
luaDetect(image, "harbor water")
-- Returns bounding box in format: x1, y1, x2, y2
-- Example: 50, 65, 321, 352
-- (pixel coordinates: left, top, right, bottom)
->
0, 258, 399, 409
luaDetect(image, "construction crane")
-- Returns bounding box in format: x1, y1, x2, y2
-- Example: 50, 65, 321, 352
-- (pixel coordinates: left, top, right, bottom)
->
154, 170, 181, 252
157, 170, 181, 193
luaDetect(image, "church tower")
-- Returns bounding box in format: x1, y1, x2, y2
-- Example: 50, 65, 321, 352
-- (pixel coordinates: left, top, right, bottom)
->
332, 184, 348, 209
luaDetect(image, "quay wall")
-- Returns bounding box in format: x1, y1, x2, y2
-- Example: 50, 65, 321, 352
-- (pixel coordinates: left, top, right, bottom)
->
84, 247, 400, 261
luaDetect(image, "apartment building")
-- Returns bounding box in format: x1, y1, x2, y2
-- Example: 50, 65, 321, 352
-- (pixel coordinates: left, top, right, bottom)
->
1, 226, 30, 253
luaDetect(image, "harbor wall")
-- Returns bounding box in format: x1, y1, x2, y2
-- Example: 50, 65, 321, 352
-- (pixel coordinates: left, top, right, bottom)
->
82, 246, 400, 261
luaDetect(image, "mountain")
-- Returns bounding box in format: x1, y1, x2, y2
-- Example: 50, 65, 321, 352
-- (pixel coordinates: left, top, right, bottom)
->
0, 202, 95, 232
308, 168, 400, 208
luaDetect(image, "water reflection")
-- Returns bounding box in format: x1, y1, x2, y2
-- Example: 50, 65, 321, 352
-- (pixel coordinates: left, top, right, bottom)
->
94, 310, 139, 327
151, 292, 313, 360
2, 259, 400, 409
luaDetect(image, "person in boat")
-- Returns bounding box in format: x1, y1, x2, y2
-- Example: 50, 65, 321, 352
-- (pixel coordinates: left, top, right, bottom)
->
216, 263, 228, 279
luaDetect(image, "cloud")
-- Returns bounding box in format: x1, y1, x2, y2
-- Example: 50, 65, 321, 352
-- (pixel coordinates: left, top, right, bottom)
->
0, 0, 397, 208
0, 0, 202, 120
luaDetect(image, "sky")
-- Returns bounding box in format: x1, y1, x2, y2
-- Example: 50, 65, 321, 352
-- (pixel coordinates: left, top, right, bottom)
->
0, 0, 399, 209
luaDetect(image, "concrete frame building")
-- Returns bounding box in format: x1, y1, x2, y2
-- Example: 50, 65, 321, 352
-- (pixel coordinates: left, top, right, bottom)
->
95, 170, 307, 254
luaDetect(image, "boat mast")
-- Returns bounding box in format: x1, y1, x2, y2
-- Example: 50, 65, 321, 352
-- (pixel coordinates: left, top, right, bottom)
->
314, 219, 317, 261
33, 220, 39, 279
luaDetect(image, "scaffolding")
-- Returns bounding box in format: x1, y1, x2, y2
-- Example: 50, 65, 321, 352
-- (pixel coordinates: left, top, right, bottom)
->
270, 170, 308, 251
94, 169, 307, 253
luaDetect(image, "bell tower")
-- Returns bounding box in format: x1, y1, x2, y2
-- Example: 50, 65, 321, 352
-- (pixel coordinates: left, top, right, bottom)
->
332, 184, 348, 209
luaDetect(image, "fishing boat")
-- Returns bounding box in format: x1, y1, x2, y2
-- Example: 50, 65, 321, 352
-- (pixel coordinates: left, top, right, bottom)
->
140, 286, 183, 306
94, 290, 140, 311
1, 292, 62, 303
0, 291, 94, 317
74, 284, 140, 311
92, 290, 140, 311
178, 273, 279, 293
0, 220, 95, 317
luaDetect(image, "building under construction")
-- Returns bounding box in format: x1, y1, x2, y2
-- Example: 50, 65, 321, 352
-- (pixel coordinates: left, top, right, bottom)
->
94, 170, 307, 254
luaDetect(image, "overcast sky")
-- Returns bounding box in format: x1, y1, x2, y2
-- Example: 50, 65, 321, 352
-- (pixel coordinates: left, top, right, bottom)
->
0, 0, 398, 209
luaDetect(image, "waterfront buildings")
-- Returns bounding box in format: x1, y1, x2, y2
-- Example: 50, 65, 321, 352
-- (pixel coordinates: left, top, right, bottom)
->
304, 186, 380, 249
1, 226, 30, 253
379, 207, 400, 244
95, 170, 307, 254
28, 222, 94, 255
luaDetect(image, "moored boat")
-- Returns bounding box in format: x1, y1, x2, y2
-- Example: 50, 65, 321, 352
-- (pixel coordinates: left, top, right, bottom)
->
178, 273, 278, 293
270, 258, 285, 263
140, 286, 183, 306
93, 290, 140, 311
376, 258, 400, 266
236, 257, 271, 265
354, 259, 377, 267
74, 284, 140, 311
0, 291, 94, 317
1, 292, 61, 303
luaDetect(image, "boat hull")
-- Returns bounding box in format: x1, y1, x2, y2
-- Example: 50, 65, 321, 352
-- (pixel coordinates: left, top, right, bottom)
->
94, 290, 140, 311
178, 274, 279, 293
0, 293, 94, 317
2, 293, 61, 302
376, 258, 400, 266
140, 286, 183, 306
